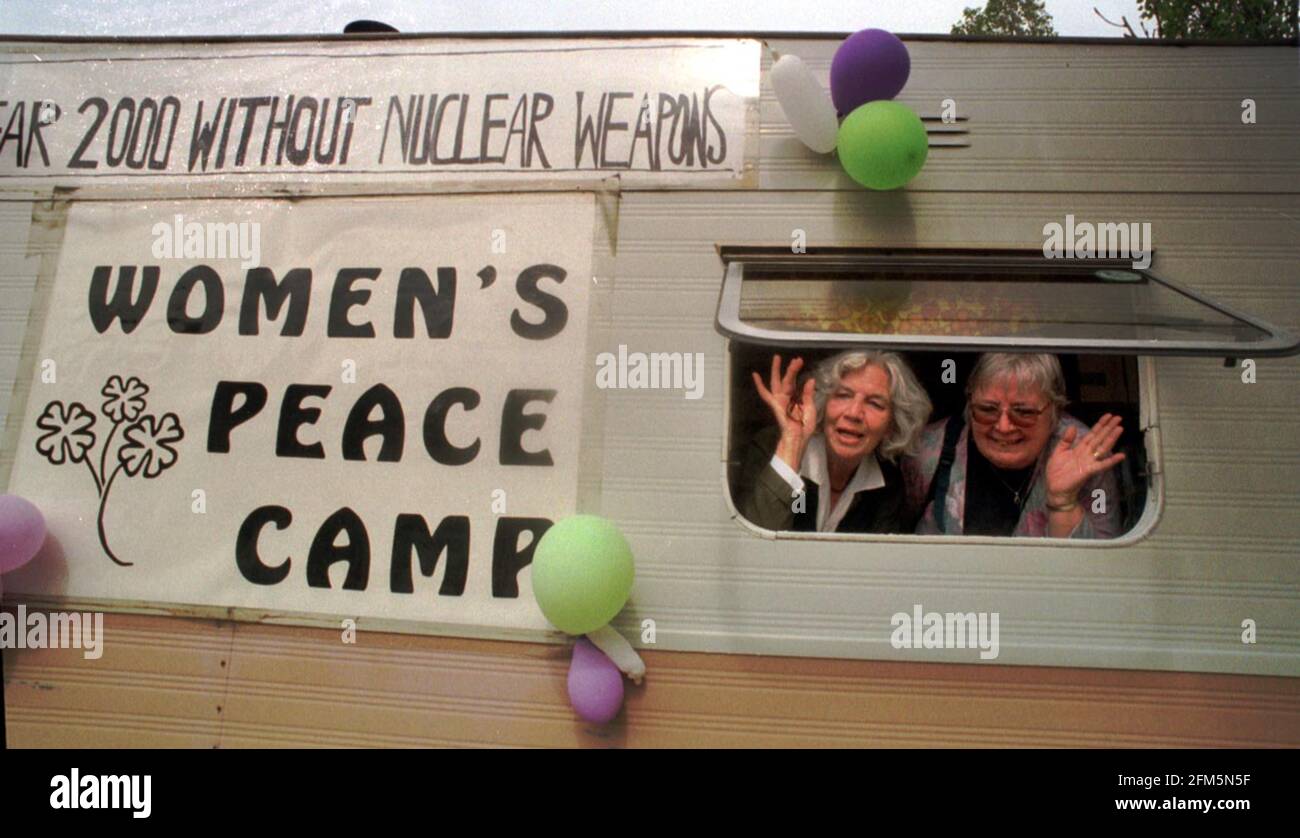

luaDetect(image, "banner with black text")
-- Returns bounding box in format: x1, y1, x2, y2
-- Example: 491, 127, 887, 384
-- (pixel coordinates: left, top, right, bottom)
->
5, 193, 596, 632
0, 38, 758, 189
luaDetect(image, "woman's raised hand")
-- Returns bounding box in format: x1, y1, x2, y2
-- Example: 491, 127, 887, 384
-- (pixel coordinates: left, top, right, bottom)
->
752, 354, 818, 471
1044, 413, 1126, 507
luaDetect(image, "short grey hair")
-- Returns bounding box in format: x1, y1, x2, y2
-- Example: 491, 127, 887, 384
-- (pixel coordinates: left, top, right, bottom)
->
965, 353, 1068, 422
809, 350, 932, 462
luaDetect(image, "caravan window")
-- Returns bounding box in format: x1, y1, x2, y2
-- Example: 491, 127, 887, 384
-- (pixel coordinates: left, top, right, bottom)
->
716, 248, 1297, 356
717, 249, 1299, 546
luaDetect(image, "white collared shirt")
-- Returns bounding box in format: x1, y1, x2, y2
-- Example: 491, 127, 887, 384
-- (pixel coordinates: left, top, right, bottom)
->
768, 435, 886, 533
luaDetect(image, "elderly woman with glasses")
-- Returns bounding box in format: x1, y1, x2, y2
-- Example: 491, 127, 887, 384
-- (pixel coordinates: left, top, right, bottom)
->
737, 350, 932, 533
902, 353, 1125, 539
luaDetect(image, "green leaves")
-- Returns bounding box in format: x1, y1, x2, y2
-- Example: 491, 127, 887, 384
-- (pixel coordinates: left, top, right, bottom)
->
951, 0, 1058, 37
1137, 0, 1298, 40
952, 0, 1297, 40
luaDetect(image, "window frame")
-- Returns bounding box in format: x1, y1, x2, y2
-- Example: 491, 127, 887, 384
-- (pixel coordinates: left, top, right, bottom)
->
721, 346, 1165, 549
715, 247, 1300, 359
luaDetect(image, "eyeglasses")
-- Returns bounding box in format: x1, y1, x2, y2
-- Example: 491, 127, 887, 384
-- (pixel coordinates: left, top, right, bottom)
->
970, 402, 1049, 427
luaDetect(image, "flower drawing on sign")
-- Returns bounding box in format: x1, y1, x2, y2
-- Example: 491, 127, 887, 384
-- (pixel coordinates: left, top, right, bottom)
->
118, 414, 183, 478
35, 401, 97, 466
101, 374, 148, 422
34, 375, 184, 567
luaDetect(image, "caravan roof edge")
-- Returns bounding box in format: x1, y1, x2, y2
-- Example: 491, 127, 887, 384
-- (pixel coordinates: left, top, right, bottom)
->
0, 31, 1294, 47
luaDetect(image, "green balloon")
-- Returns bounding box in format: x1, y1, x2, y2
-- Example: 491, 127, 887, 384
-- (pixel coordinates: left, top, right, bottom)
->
837, 100, 928, 190
531, 515, 634, 635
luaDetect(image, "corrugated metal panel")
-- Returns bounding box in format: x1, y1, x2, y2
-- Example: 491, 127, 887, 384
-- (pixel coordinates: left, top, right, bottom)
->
597, 186, 1299, 674
5, 613, 1297, 747
760, 39, 1300, 193
0, 80, 1295, 678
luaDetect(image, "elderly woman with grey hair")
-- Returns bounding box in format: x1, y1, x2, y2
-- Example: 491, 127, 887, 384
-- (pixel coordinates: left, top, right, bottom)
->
901, 353, 1125, 538
737, 350, 932, 533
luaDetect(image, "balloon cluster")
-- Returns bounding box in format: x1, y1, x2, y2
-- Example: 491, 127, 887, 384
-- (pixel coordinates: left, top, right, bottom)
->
772, 29, 928, 190
531, 514, 644, 725
0, 494, 47, 599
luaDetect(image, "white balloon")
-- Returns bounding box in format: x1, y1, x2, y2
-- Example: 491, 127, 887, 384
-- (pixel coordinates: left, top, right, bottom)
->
771, 54, 839, 154
586, 624, 646, 684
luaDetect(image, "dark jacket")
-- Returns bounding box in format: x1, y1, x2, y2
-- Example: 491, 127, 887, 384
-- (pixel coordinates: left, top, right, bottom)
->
734, 427, 910, 534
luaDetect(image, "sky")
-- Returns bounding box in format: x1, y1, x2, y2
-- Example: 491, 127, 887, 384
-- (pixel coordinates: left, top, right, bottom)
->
0, 0, 1149, 37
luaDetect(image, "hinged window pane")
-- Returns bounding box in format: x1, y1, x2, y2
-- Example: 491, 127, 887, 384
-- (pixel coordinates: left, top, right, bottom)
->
715, 249, 1299, 357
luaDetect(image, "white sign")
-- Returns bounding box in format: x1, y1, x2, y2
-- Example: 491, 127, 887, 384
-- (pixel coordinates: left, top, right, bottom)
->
0, 38, 758, 188
6, 193, 596, 631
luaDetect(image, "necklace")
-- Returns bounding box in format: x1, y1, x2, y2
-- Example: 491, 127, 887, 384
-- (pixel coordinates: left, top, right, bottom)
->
992, 467, 1034, 507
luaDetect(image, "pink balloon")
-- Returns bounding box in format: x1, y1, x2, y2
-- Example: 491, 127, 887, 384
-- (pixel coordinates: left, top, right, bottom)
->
0, 494, 47, 574
568, 638, 624, 724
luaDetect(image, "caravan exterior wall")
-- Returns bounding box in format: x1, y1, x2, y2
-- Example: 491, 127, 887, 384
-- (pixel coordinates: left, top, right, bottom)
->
0, 34, 1296, 746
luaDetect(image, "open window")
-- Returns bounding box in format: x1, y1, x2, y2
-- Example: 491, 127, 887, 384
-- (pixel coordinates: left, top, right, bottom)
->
716, 247, 1298, 357
716, 248, 1299, 545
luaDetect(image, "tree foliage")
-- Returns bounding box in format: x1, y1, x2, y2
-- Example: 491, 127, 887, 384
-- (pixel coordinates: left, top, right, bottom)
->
951, 0, 1297, 39
951, 0, 1059, 36
1096, 0, 1298, 40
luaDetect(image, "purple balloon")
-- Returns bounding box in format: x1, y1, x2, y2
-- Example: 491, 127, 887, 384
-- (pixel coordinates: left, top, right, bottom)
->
0, 494, 46, 574
830, 29, 911, 115
568, 638, 624, 724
